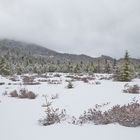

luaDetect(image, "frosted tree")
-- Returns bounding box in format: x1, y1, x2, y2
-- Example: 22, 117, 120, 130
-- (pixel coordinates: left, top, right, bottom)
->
113, 51, 133, 81
113, 65, 121, 81
104, 59, 111, 74
0, 57, 11, 76
74, 64, 80, 73
97, 60, 101, 73
121, 51, 132, 81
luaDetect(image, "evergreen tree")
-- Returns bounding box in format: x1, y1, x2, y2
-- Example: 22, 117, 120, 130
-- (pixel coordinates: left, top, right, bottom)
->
80, 61, 83, 68
104, 59, 111, 73
0, 57, 11, 76
97, 60, 101, 73
74, 64, 80, 73
67, 62, 73, 73
121, 51, 133, 81
113, 51, 133, 81
113, 59, 117, 69
16, 64, 23, 75
113, 65, 121, 81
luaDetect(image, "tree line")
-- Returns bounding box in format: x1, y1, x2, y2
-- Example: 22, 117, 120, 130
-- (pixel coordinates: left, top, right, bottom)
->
0, 50, 138, 82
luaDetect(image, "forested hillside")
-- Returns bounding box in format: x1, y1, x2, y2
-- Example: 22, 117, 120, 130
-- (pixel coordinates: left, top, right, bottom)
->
0, 39, 140, 75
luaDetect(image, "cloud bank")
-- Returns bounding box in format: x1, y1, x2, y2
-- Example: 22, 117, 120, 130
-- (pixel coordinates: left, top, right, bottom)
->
0, 0, 140, 58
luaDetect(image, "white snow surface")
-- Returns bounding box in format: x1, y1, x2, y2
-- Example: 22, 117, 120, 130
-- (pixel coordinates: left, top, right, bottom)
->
0, 73, 140, 140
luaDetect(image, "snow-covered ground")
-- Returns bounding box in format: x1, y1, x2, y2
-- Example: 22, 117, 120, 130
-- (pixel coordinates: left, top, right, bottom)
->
0, 73, 140, 140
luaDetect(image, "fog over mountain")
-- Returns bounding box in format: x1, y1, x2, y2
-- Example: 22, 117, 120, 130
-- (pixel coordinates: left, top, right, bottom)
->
0, 0, 140, 58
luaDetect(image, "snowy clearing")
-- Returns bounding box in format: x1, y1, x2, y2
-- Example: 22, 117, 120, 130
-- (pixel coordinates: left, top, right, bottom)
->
0, 73, 140, 140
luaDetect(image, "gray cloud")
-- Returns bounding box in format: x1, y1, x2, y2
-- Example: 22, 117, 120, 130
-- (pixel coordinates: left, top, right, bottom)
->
0, 0, 140, 58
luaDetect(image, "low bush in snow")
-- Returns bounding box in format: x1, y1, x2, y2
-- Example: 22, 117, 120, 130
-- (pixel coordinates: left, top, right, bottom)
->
27, 91, 37, 99
88, 81, 101, 85
18, 88, 37, 99
67, 81, 74, 89
66, 75, 95, 83
53, 73, 61, 77
22, 76, 40, 85
9, 88, 37, 99
39, 107, 67, 126
75, 99, 140, 127
95, 81, 101, 85
123, 84, 140, 94
82, 78, 89, 83
9, 76, 20, 82
9, 90, 18, 97
39, 95, 66, 126
47, 79, 62, 84
22, 76, 34, 83
38, 79, 48, 82
18, 88, 31, 98
39, 98, 140, 127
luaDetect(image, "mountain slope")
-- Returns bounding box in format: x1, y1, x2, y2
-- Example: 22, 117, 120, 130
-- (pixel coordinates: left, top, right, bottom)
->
0, 39, 93, 61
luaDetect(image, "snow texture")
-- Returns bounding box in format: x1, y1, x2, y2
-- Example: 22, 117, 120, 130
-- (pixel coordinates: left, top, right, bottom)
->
0, 73, 140, 140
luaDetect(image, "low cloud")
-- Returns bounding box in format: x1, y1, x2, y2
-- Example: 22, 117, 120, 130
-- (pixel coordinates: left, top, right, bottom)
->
0, 0, 140, 58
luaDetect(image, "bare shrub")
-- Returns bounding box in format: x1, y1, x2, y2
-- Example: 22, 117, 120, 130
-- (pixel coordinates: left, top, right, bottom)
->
22, 76, 40, 85
47, 79, 62, 84
9, 88, 37, 99
22, 76, 34, 83
9, 77, 20, 82
9, 90, 18, 97
66, 75, 95, 82
38, 79, 48, 82
95, 81, 101, 85
27, 91, 37, 99
41, 95, 52, 108
53, 74, 61, 77
88, 81, 101, 85
82, 78, 89, 83
123, 84, 140, 94
39, 107, 66, 126
76, 99, 140, 127
18, 88, 37, 99
18, 88, 28, 98
38, 98, 140, 127
39, 95, 66, 126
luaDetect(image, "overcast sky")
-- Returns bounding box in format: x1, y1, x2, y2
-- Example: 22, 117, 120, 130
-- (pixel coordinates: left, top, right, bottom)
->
0, 0, 140, 58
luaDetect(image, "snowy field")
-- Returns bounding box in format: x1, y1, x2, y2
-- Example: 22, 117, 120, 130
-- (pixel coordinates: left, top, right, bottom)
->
0, 73, 140, 140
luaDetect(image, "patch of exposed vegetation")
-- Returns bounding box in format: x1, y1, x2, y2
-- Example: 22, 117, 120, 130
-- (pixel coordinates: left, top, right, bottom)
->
9, 88, 37, 99
75, 99, 140, 127
123, 84, 140, 94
